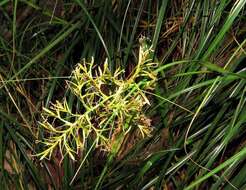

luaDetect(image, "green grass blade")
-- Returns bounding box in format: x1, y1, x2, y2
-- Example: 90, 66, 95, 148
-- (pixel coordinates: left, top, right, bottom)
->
184, 145, 246, 190
4, 22, 81, 82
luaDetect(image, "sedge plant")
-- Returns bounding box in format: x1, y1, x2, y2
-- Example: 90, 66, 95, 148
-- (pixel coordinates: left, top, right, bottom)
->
37, 37, 158, 161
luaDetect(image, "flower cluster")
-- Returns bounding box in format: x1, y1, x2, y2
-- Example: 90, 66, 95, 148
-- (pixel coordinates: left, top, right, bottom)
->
37, 37, 157, 160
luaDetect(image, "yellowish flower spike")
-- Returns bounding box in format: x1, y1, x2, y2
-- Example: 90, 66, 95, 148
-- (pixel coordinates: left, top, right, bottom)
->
37, 36, 158, 160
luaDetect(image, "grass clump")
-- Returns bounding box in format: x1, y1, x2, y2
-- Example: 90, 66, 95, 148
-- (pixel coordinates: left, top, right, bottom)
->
38, 37, 157, 161
1, 0, 246, 189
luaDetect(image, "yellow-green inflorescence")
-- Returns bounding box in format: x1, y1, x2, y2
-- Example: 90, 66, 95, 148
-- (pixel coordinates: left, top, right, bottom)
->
37, 37, 158, 160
